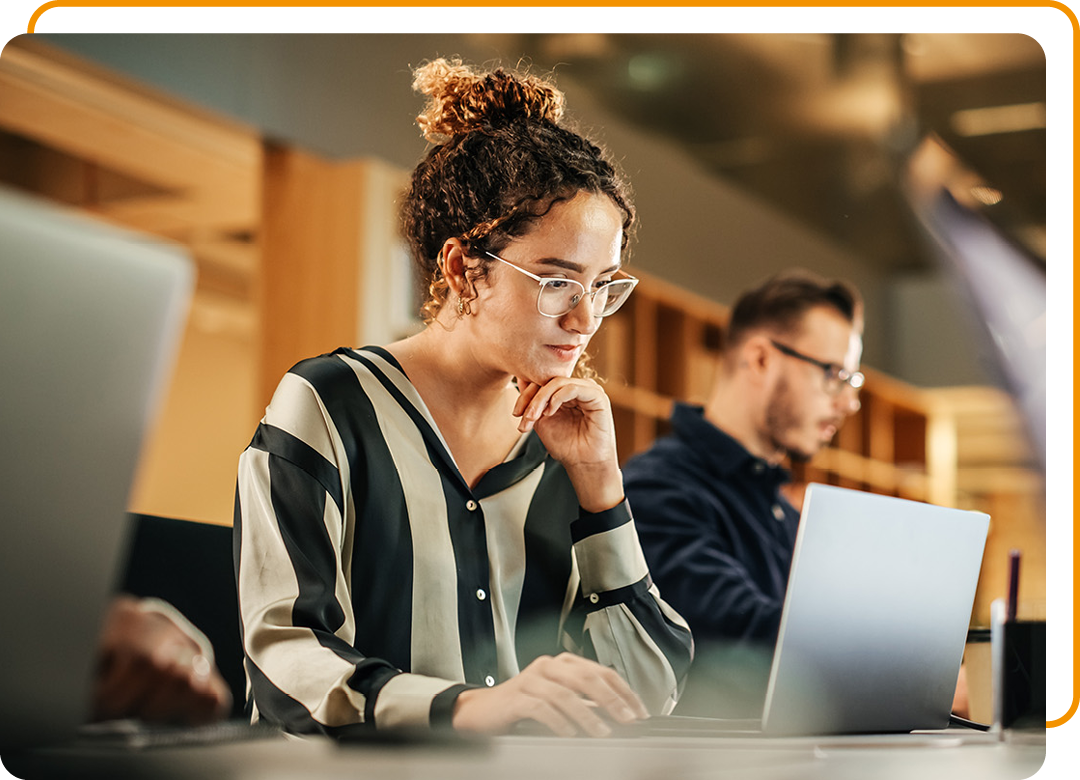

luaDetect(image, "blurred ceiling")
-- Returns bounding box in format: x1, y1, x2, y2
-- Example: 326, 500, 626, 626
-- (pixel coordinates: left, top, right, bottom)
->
502, 33, 1046, 273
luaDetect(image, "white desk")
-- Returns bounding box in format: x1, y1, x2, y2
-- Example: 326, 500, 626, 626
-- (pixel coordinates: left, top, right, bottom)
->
7, 729, 1045, 780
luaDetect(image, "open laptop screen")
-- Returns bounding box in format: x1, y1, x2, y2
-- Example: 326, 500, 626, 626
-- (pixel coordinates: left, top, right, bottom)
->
762, 484, 989, 736
0, 187, 193, 749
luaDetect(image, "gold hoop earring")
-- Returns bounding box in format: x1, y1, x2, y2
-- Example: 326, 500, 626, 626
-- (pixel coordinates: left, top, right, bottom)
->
457, 296, 465, 315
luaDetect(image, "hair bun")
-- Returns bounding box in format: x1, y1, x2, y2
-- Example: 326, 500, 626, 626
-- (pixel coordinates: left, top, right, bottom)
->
412, 57, 565, 143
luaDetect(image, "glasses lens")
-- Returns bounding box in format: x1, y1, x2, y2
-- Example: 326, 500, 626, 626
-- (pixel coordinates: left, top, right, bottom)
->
595, 280, 636, 316
537, 278, 636, 317
538, 279, 584, 316
825, 368, 865, 395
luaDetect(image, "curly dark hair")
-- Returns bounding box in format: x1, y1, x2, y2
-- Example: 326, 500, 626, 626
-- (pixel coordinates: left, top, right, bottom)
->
400, 58, 636, 324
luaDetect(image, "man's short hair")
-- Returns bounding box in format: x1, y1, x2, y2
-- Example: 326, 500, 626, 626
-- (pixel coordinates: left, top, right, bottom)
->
725, 270, 862, 350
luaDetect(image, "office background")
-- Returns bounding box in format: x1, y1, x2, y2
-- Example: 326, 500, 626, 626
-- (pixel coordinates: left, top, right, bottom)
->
36, 33, 1047, 381
0, 33, 1045, 638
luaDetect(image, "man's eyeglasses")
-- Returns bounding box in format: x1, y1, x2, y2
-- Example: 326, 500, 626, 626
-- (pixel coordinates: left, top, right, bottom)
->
484, 251, 638, 318
770, 339, 865, 395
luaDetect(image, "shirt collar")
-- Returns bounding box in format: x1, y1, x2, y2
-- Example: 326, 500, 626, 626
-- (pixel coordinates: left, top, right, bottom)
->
670, 402, 791, 484
351, 346, 550, 498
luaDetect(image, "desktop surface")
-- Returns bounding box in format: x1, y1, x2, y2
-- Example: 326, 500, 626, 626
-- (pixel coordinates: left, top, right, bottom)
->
6, 726, 1045, 780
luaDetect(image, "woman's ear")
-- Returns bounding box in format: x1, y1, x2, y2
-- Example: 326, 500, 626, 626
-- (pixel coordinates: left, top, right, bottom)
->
439, 239, 470, 299
439, 238, 480, 316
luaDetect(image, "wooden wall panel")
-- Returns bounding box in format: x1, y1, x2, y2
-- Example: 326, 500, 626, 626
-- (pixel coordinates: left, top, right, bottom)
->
259, 145, 370, 405
0, 40, 261, 235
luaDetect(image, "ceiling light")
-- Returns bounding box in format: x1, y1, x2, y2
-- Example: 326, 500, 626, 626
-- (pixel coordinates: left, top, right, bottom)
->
626, 53, 682, 92
950, 102, 1046, 137
969, 185, 1003, 206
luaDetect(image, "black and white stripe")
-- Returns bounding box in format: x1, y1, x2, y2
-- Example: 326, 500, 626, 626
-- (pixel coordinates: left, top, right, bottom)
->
235, 346, 692, 733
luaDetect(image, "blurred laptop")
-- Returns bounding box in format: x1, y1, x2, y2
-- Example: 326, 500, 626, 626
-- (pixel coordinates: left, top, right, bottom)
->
0, 186, 193, 751
622, 484, 989, 738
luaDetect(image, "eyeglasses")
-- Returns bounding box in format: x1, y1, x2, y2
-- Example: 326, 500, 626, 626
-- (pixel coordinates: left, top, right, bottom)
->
769, 339, 865, 395
483, 251, 638, 318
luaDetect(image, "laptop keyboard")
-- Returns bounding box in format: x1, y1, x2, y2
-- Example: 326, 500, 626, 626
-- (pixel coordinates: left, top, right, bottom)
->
74, 719, 283, 749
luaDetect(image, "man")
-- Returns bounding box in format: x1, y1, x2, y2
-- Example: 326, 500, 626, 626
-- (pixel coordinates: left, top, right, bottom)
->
622, 269, 863, 714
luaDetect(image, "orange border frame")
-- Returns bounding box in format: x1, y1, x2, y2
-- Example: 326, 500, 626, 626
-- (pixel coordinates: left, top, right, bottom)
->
21, 1, 1078, 730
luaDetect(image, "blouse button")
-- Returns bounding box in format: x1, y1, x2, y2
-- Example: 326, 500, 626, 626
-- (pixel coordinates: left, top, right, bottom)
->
772, 504, 786, 521
476, 588, 487, 601
466, 500, 478, 512
484, 675, 496, 687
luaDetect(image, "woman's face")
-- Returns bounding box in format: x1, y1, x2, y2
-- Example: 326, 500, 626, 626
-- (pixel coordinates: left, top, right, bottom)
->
467, 191, 625, 385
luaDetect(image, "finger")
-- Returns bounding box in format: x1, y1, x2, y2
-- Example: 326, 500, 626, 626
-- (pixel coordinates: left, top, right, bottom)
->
517, 385, 558, 433
516, 696, 580, 738
137, 670, 190, 724
149, 631, 200, 670
577, 661, 649, 721
541, 383, 612, 427
544, 688, 613, 738
95, 653, 155, 720
517, 379, 572, 423
136, 654, 223, 725
207, 675, 234, 720
102, 632, 198, 722
513, 378, 541, 419
519, 681, 611, 738
590, 668, 650, 722
169, 674, 227, 727
540, 382, 607, 419
173, 666, 232, 725
543, 654, 647, 723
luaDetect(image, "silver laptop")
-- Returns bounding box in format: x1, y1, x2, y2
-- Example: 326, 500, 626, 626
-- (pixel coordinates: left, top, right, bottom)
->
628, 483, 989, 738
759, 483, 990, 735
0, 186, 193, 750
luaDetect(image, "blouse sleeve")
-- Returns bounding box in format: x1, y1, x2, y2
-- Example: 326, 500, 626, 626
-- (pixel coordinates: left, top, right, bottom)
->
566, 501, 694, 715
233, 372, 468, 734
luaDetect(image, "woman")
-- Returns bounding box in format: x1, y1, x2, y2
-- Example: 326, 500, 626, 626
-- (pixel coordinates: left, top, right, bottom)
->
234, 57, 692, 738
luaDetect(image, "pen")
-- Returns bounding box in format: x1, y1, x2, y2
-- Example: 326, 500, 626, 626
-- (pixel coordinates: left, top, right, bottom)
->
1006, 549, 1021, 622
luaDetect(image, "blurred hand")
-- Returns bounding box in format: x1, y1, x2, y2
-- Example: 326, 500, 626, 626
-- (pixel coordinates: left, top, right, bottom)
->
451, 653, 648, 737
91, 596, 231, 726
952, 663, 970, 719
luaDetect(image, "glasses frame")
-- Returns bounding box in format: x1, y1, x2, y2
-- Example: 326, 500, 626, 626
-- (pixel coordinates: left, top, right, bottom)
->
483, 250, 639, 318
769, 339, 865, 394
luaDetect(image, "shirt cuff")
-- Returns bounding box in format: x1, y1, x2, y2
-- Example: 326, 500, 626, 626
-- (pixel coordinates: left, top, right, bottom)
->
430, 683, 478, 730
570, 500, 650, 597
371, 673, 471, 730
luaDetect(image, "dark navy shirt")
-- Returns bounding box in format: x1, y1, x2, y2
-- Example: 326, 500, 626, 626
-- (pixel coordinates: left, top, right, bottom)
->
623, 403, 800, 645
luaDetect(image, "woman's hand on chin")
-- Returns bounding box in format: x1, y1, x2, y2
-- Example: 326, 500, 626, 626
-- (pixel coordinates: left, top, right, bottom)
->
513, 376, 624, 513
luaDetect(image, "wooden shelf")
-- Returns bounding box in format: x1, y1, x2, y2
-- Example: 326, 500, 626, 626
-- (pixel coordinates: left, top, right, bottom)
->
595, 271, 1044, 514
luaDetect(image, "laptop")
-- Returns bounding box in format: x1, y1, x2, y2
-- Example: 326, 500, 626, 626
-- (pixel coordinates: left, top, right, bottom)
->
626, 483, 989, 738
0, 186, 193, 751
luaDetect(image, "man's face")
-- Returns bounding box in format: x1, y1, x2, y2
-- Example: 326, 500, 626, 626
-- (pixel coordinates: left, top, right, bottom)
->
761, 306, 863, 462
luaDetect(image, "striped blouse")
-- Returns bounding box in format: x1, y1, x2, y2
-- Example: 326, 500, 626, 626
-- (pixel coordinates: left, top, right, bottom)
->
234, 346, 693, 733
